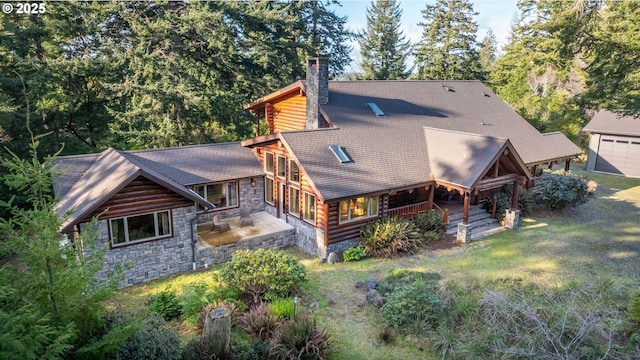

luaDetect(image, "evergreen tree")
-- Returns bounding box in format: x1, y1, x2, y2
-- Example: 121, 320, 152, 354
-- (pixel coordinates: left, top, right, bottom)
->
413, 0, 481, 80
581, 0, 640, 113
478, 29, 498, 80
489, 0, 587, 141
357, 0, 411, 80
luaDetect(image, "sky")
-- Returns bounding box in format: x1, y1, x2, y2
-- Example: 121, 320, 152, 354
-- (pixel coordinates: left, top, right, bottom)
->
329, 0, 520, 73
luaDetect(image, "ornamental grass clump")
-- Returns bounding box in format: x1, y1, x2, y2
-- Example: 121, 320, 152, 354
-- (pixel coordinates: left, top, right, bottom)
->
359, 217, 422, 258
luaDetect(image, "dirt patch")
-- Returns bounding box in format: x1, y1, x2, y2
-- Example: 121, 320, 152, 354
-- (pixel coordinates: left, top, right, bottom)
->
423, 235, 463, 251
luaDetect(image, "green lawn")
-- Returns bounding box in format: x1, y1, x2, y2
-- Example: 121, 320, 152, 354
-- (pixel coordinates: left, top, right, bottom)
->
111, 170, 640, 359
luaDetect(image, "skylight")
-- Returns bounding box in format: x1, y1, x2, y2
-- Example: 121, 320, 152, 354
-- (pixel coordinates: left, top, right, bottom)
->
366, 102, 386, 117
329, 145, 353, 163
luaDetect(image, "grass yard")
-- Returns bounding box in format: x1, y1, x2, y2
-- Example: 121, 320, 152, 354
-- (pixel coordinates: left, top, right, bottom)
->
110, 169, 640, 359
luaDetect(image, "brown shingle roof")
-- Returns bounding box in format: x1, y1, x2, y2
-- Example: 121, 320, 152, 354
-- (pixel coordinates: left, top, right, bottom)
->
54, 143, 263, 232
583, 110, 640, 137
268, 81, 577, 201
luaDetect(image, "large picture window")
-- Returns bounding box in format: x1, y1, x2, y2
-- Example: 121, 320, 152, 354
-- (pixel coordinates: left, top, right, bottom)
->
110, 210, 171, 246
304, 192, 316, 223
289, 187, 300, 216
194, 181, 238, 211
339, 196, 379, 223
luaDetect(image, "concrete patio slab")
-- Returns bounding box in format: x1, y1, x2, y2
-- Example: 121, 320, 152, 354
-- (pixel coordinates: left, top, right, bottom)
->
198, 211, 293, 247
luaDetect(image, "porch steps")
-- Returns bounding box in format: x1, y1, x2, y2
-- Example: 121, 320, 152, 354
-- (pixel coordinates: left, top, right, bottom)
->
445, 206, 506, 241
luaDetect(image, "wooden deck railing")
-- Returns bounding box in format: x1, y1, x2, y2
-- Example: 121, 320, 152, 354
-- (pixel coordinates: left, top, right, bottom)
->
386, 201, 432, 220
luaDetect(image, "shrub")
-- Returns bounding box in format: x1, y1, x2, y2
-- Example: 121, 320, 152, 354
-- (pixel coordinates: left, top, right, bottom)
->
536, 171, 588, 210
238, 302, 281, 341
412, 211, 445, 241
180, 282, 214, 325
343, 246, 366, 262
218, 249, 308, 303
359, 217, 422, 258
269, 298, 296, 319
376, 327, 396, 345
484, 186, 535, 221
270, 315, 332, 360
232, 339, 271, 360
148, 288, 181, 321
376, 269, 441, 296
381, 279, 441, 333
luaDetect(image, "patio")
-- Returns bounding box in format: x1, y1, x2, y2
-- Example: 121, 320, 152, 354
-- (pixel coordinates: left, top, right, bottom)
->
197, 211, 294, 247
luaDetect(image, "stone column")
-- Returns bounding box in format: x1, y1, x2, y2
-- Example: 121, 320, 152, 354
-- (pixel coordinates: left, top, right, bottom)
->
457, 223, 472, 243
504, 209, 521, 229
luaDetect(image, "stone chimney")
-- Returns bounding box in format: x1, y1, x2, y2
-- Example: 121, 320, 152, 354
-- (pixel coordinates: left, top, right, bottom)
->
306, 57, 329, 130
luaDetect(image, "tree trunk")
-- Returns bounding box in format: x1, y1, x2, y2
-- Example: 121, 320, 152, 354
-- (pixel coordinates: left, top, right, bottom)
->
202, 307, 231, 358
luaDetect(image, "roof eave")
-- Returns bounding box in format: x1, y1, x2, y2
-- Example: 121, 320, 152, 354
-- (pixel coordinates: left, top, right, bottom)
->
244, 81, 305, 111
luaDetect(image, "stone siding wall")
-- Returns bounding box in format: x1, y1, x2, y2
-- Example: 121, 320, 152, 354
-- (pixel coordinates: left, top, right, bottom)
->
286, 215, 327, 256
85, 206, 197, 287
195, 228, 296, 267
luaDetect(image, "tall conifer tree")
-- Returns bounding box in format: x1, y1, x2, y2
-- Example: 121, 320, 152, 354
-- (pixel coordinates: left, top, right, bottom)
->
413, 0, 481, 80
357, 0, 411, 80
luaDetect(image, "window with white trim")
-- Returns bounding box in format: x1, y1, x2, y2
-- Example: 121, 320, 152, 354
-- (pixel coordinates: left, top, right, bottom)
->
110, 210, 171, 246
289, 187, 300, 216
289, 159, 300, 183
265, 177, 274, 204
277, 156, 286, 178
304, 192, 316, 223
265, 152, 274, 174
339, 196, 379, 223
194, 181, 238, 211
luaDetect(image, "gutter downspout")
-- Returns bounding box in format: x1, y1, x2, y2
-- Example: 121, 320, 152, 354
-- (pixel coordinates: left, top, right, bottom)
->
190, 216, 198, 270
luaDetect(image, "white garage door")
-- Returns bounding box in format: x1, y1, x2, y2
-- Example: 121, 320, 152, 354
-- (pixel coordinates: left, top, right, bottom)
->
595, 135, 640, 177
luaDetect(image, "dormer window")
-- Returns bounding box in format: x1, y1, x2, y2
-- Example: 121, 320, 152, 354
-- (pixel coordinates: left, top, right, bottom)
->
329, 145, 353, 163
366, 102, 386, 117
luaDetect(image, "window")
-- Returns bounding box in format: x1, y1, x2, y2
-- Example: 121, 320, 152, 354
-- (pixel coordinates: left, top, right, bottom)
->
339, 196, 379, 223
265, 177, 274, 204
110, 210, 171, 246
329, 145, 353, 163
366, 102, 386, 116
289, 187, 300, 216
289, 159, 300, 183
304, 192, 316, 223
277, 156, 286, 178
194, 181, 238, 211
265, 152, 274, 174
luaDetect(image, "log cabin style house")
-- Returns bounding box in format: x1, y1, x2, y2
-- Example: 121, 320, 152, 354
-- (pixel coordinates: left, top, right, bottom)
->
54, 57, 580, 285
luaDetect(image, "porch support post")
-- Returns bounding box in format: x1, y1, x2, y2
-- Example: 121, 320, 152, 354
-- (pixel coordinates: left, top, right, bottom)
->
511, 181, 519, 211
427, 185, 434, 210
463, 191, 470, 225
564, 158, 570, 171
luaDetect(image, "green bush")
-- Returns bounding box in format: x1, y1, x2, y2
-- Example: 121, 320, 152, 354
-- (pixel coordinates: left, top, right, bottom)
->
377, 269, 441, 296
270, 315, 332, 360
359, 217, 422, 258
412, 211, 445, 241
269, 298, 296, 319
537, 171, 588, 210
343, 246, 366, 262
148, 288, 181, 321
231, 339, 271, 360
78, 311, 181, 360
381, 279, 441, 333
484, 186, 535, 221
180, 282, 214, 325
218, 249, 308, 303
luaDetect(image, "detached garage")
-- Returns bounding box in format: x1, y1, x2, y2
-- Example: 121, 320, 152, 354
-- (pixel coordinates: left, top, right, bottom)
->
584, 110, 640, 178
